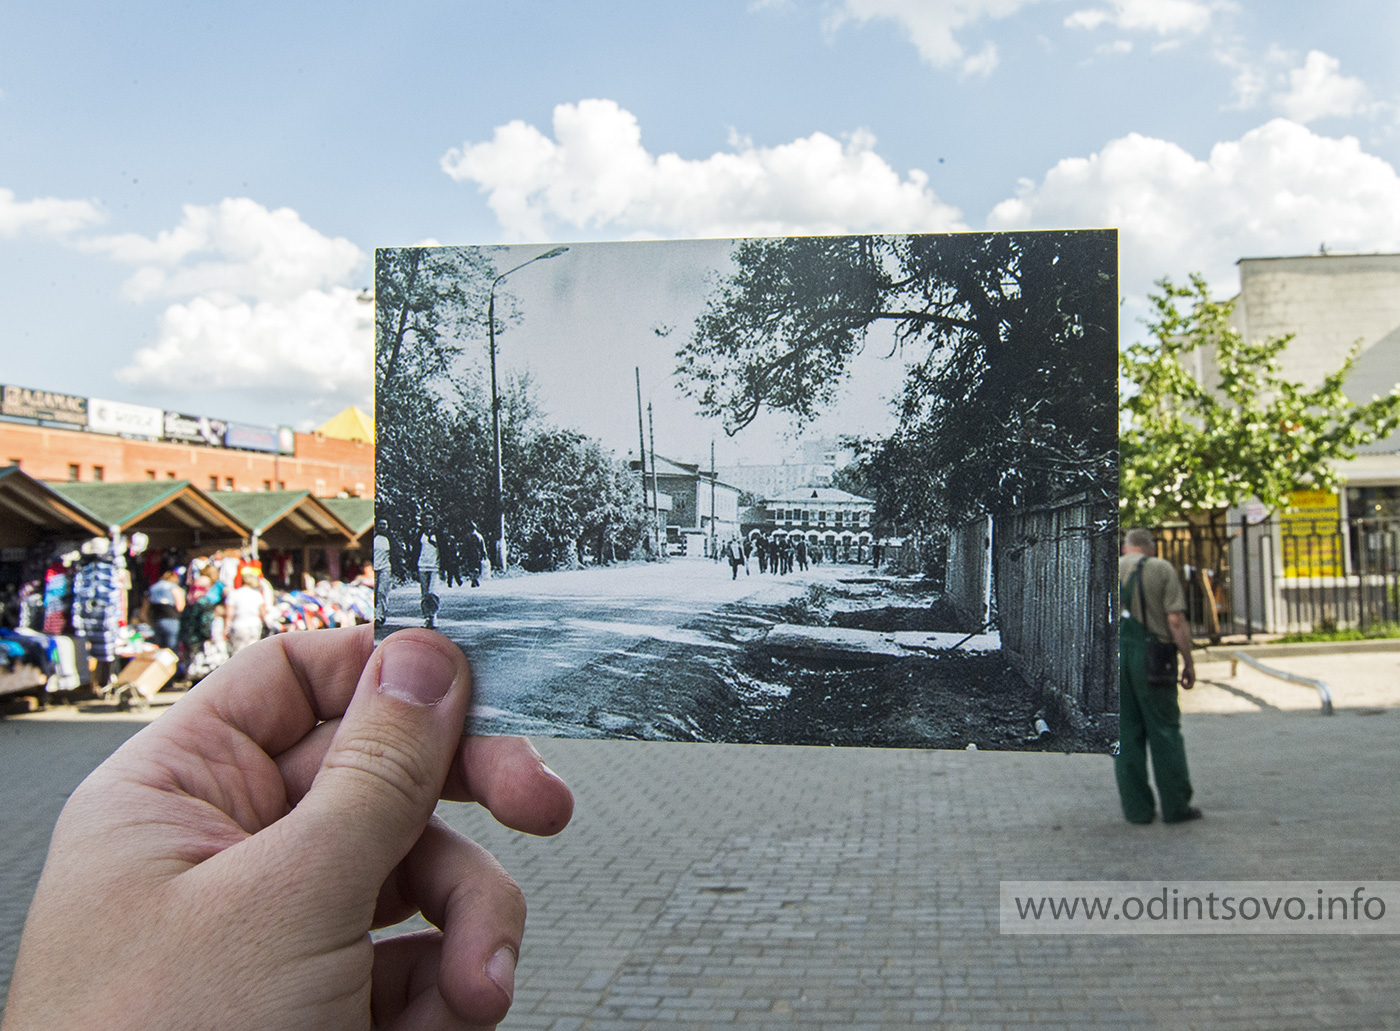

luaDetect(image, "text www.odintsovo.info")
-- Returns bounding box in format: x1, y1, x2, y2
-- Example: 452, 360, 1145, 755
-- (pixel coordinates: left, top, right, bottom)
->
1000, 882, 1399, 934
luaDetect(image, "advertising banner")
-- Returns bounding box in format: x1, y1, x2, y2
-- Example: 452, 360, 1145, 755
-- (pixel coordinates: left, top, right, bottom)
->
277, 425, 296, 455
224, 421, 280, 453
1280, 489, 1342, 578
163, 411, 229, 447
1, 384, 87, 426
88, 397, 163, 438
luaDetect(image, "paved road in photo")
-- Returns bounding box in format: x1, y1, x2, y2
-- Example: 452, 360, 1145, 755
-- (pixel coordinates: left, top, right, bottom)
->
379, 558, 834, 736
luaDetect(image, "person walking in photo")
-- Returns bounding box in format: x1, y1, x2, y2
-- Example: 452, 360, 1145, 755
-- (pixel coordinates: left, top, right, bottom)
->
467, 522, 487, 588
726, 536, 748, 580
1116, 528, 1200, 825
417, 526, 440, 628
372, 526, 391, 625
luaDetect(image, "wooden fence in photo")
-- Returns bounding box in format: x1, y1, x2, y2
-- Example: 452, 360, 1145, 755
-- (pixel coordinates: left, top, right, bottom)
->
992, 493, 1118, 717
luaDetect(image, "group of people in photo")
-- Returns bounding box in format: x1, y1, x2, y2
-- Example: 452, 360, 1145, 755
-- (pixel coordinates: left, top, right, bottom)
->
373, 519, 490, 629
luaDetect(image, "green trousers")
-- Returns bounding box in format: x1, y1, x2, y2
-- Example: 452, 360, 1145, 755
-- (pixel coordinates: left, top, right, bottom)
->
1115, 628, 1194, 823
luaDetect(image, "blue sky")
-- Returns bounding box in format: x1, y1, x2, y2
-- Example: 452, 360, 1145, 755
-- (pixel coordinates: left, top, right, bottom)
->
2, 0, 1398, 439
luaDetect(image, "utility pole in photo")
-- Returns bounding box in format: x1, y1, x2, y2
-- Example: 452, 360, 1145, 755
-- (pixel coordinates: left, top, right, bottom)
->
635, 368, 653, 559
710, 439, 717, 561
647, 402, 662, 559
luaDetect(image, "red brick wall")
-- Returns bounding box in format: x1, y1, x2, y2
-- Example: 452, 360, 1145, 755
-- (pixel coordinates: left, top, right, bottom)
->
0, 421, 374, 497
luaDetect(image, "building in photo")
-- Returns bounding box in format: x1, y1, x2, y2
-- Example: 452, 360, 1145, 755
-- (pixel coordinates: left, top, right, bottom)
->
749, 486, 876, 560
631, 455, 743, 556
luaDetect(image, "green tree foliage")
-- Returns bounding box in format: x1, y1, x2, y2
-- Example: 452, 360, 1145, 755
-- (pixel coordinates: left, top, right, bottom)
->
675, 232, 1118, 525
1120, 275, 1400, 526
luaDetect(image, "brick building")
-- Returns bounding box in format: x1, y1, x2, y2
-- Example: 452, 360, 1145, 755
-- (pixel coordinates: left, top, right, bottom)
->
0, 421, 374, 498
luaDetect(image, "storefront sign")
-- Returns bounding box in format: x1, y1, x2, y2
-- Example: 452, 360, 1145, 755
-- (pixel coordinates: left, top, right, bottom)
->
224, 421, 280, 453
163, 411, 229, 447
1280, 489, 1342, 579
1, 384, 87, 426
277, 425, 296, 455
88, 397, 163, 438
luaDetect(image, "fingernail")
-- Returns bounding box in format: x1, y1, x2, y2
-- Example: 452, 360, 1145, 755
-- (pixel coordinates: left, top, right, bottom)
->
539, 761, 565, 784
377, 640, 456, 707
486, 946, 517, 1001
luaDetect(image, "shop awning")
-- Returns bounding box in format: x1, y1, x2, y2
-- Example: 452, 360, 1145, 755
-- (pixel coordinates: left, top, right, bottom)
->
315, 405, 375, 443
48, 480, 250, 550
0, 466, 106, 547
320, 496, 374, 544
208, 490, 358, 550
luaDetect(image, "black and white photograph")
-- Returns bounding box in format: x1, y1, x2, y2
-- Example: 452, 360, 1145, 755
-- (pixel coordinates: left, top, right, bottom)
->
375, 231, 1119, 752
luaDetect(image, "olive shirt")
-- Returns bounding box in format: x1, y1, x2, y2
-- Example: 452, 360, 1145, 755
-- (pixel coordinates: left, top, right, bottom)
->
1119, 554, 1186, 643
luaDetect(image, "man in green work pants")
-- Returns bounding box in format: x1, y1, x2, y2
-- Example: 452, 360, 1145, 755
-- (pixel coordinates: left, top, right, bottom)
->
1117, 528, 1202, 825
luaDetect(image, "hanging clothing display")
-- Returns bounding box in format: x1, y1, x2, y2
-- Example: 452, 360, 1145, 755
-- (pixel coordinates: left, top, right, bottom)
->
42, 563, 71, 636
72, 557, 125, 663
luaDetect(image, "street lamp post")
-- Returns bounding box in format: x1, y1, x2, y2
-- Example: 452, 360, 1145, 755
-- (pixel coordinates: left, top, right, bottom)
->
487, 246, 568, 576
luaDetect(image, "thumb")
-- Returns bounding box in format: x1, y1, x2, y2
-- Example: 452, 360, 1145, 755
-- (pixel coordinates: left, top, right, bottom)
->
287, 629, 472, 893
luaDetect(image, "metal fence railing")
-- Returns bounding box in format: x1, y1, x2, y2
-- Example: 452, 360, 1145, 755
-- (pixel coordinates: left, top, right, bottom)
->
1151, 514, 1400, 640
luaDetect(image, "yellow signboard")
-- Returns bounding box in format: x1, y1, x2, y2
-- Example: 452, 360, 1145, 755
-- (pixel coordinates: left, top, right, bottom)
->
1279, 490, 1342, 578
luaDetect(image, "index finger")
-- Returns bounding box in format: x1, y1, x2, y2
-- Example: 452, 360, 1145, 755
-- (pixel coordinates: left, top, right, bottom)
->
180, 624, 378, 757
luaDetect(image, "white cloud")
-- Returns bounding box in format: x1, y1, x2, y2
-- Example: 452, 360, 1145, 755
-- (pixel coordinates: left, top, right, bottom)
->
441, 99, 966, 241
828, 0, 1039, 76
104, 199, 372, 405
0, 186, 103, 238
86, 197, 363, 303
116, 287, 374, 400
987, 118, 1400, 307
1065, 0, 1214, 35
1273, 50, 1372, 124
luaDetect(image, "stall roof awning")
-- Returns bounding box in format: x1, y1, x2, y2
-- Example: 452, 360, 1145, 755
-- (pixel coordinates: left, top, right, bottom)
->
47, 480, 251, 543
208, 490, 357, 549
0, 466, 106, 546
316, 406, 375, 443
321, 497, 374, 541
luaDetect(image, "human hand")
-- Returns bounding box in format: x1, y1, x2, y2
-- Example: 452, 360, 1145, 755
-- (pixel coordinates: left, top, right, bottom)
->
2, 624, 573, 1030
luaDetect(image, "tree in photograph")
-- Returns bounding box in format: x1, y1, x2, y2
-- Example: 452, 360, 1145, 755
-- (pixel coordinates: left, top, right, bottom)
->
675, 232, 1118, 523
1120, 275, 1400, 527
376, 247, 648, 575
375, 247, 504, 395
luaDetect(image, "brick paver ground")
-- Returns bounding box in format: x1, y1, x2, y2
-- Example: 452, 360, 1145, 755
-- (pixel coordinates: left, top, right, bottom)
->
3, 669, 1398, 1028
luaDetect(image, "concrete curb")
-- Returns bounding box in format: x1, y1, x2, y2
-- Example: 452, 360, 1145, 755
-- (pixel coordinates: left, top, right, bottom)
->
1196, 638, 1400, 662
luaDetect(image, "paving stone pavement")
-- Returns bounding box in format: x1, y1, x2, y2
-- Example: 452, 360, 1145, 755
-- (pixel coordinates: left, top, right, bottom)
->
3, 698, 1399, 1028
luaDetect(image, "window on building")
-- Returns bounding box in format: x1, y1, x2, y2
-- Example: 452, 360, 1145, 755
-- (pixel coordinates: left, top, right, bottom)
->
146, 470, 156, 480
277, 480, 286, 490
92, 466, 104, 482
209, 475, 219, 490
167, 471, 176, 479
224, 477, 234, 490
7, 458, 20, 469
801, 510, 809, 523
315, 478, 326, 495
835, 510, 844, 523
68, 464, 80, 481
263, 480, 272, 491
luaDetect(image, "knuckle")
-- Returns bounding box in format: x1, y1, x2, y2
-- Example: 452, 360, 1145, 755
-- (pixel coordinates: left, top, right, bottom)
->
323, 726, 437, 802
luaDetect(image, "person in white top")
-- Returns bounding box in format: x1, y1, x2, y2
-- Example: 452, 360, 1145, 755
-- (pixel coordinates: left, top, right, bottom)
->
417, 529, 440, 629
224, 568, 270, 655
373, 530, 392, 624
